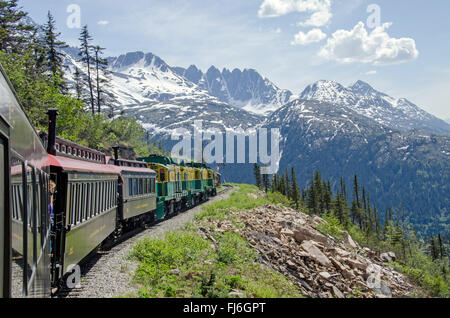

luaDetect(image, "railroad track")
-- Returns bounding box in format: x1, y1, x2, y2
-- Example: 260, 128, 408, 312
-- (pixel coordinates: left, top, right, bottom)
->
55, 185, 234, 298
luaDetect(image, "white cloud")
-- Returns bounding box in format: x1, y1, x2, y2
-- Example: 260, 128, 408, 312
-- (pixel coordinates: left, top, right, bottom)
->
298, 10, 332, 27
97, 20, 110, 26
258, 0, 332, 27
365, 70, 377, 75
291, 28, 327, 45
318, 21, 419, 65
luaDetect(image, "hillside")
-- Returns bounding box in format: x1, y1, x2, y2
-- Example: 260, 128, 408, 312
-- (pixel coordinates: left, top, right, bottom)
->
264, 99, 450, 235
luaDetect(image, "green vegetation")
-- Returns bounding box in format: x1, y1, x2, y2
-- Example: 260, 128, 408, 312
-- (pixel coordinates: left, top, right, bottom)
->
0, 1, 164, 157
129, 185, 301, 298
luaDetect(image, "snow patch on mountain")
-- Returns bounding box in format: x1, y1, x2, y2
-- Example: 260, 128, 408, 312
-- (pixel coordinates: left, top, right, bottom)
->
299, 80, 450, 135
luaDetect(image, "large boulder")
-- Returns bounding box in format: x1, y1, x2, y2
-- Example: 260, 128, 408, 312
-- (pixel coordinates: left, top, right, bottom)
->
380, 252, 396, 263
342, 231, 358, 249
294, 225, 329, 245
300, 240, 332, 267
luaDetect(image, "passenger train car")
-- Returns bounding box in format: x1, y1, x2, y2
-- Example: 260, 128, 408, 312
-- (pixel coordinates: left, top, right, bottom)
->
0, 65, 52, 298
0, 63, 221, 298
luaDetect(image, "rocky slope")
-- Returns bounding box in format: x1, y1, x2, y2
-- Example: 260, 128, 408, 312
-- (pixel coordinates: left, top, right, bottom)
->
210, 201, 418, 298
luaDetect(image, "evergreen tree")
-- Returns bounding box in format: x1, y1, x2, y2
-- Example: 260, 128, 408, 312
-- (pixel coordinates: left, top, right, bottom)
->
0, 0, 35, 53
93, 44, 116, 114
340, 176, 347, 202
353, 174, 360, 208
78, 25, 95, 114
262, 173, 269, 193
284, 168, 290, 199
324, 180, 332, 213
335, 190, 347, 226
290, 167, 300, 209
430, 237, 439, 261
438, 233, 446, 260
41, 11, 67, 92
73, 67, 83, 100
253, 163, 262, 189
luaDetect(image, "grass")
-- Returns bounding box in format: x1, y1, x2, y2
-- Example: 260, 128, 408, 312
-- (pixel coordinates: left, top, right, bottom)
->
127, 184, 302, 298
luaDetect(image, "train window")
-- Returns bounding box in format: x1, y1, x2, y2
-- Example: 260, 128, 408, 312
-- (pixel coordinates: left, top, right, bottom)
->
74, 184, 79, 224
96, 182, 101, 215
98, 182, 102, 213
69, 184, 74, 225
128, 178, 133, 197
92, 182, 96, 216
90, 183, 95, 217
77, 183, 81, 223
10, 157, 24, 298
160, 170, 166, 182
107, 181, 111, 209
86, 183, 92, 219
138, 179, 143, 195
100, 182, 105, 213
26, 168, 35, 286
133, 179, 138, 196
82, 183, 87, 221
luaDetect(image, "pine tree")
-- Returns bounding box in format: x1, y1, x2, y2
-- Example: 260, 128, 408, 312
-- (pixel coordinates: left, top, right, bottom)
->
430, 237, 439, 261
93, 44, 116, 114
353, 174, 360, 208
335, 191, 347, 226
41, 11, 67, 92
0, 0, 35, 53
73, 67, 83, 100
285, 168, 290, 199
253, 163, 262, 189
78, 25, 95, 114
262, 173, 269, 193
291, 167, 300, 209
438, 233, 446, 260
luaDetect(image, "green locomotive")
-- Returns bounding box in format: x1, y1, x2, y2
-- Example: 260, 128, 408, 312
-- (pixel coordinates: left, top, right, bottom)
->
138, 155, 220, 218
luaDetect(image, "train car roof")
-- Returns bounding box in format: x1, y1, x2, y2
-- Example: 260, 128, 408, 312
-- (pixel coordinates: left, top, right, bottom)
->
107, 164, 157, 176
0, 63, 48, 169
48, 155, 119, 175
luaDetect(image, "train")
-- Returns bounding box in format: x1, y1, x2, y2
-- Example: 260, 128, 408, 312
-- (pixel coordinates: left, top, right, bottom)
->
0, 64, 221, 298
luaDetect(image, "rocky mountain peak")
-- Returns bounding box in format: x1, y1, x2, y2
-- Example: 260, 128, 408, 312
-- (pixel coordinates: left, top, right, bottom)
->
350, 80, 377, 96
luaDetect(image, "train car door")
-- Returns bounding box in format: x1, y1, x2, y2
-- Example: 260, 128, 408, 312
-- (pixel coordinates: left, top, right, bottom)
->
0, 115, 10, 297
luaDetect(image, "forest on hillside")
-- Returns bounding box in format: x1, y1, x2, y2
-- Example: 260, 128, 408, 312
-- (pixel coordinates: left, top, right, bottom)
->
0, 0, 165, 157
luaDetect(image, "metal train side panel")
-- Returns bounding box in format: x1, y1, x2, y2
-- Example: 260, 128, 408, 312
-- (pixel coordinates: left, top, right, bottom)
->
122, 195, 157, 220
61, 172, 118, 275
0, 65, 51, 298
63, 208, 116, 274
0, 114, 10, 298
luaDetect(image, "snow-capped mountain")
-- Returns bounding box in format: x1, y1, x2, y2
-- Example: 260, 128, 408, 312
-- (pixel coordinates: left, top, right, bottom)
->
173, 65, 293, 115
299, 80, 450, 136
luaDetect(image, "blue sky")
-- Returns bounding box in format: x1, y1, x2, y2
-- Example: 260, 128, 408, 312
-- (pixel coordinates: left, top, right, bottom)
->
19, 0, 450, 119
